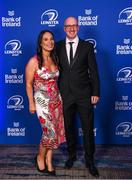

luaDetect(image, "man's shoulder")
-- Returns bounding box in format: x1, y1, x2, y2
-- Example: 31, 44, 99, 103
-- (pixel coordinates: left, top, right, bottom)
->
79, 38, 93, 47
56, 39, 65, 46
55, 40, 65, 52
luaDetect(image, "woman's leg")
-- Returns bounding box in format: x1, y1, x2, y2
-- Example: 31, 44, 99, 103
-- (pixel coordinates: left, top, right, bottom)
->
37, 144, 47, 170
46, 149, 54, 171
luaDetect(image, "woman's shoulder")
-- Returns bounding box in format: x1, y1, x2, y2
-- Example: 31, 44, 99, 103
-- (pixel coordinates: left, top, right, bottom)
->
28, 55, 38, 64
26, 55, 38, 69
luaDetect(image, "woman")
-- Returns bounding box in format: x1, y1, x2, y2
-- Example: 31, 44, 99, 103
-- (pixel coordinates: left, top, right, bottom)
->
25, 30, 65, 175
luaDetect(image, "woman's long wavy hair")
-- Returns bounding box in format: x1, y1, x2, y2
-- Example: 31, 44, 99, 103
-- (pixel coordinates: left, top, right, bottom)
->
36, 30, 59, 69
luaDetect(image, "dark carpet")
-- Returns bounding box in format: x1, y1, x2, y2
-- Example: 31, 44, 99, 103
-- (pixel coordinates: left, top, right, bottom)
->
0, 144, 132, 179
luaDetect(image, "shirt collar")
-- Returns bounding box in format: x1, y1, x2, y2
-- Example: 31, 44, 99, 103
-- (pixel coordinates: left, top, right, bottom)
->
66, 36, 79, 45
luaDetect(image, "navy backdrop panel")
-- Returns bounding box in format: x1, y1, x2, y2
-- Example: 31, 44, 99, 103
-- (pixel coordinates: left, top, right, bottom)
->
0, 0, 132, 144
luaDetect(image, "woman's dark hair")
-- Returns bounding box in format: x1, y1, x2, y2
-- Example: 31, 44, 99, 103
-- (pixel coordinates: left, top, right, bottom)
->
36, 30, 59, 69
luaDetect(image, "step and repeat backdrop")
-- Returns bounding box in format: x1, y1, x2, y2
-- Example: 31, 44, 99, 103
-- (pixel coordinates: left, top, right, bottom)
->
0, 0, 132, 144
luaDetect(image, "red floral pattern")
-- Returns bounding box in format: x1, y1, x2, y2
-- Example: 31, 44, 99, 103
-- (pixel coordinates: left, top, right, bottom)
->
33, 64, 65, 149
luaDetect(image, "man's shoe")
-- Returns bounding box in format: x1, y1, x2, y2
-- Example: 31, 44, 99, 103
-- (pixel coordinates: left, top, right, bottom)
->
65, 158, 76, 169
86, 162, 99, 177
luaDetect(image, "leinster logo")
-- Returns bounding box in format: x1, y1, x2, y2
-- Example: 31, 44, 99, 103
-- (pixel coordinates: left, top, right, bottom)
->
41, 9, 59, 26
116, 67, 132, 83
85, 38, 97, 48
85, 38, 97, 53
7, 95, 24, 110
118, 7, 132, 25
116, 122, 132, 137
4, 39, 22, 56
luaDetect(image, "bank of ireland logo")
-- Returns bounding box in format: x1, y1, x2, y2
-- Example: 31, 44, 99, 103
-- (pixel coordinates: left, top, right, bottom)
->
7, 95, 24, 110
2, 10, 21, 27
79, 128, 97, 136
78, 9, 98, 26
116, 122, 132, 137
116, 67, 132, 83
7, 122, 26, 137
8, 10, 15, 16
124, 38, 130, 44
41, 9, 59, 27
118, 7, 132, 25
4, 39, 22, 56
85, 38, 97, 53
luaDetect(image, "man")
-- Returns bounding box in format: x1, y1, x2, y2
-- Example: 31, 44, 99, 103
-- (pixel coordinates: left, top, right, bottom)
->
56, 16, 100, 177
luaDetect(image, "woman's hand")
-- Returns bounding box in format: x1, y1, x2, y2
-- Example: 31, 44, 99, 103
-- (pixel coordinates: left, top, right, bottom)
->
29, 103, 36, 114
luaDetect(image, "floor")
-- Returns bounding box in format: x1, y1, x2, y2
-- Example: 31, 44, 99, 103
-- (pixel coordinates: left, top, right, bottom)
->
0, 144, 132, 179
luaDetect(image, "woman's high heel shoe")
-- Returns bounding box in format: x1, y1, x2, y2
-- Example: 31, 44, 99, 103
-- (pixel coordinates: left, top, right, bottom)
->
45, 159, 56, 176
47, 169, 56, 176
34, 155, 47, 173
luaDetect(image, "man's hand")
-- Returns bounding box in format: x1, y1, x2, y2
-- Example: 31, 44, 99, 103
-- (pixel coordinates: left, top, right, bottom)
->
91, 96, 99, 104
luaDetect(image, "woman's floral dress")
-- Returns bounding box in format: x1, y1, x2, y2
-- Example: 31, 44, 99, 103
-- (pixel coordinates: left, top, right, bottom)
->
34, 60, 65, 149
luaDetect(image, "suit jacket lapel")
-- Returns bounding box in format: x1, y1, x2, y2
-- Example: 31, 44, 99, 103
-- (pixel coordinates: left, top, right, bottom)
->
61, 40, 70, 67
70, 40, 82, 68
